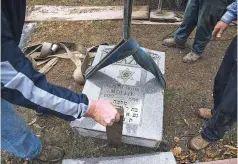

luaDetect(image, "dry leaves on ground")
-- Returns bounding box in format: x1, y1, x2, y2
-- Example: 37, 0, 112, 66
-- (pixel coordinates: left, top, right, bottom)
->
171, 146, 182, 157
188, 151, 197, 163
171, 146, 198, 163
223, 145, 237, 158
204, 144, 238, 161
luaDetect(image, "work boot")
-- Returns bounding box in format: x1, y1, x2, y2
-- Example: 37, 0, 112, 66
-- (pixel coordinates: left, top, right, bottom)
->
196, 108, 212, 119
36, 145, 64, 162
162, 38, 185, 48
182, 52, 201, 63
189, 134, 210, 150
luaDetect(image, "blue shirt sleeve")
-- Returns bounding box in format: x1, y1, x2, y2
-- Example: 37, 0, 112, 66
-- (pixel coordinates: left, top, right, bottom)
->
221, 0, 237, 24
1, 2, 90, 121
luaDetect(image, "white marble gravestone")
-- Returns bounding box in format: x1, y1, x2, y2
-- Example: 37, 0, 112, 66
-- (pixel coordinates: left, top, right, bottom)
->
70, 45, 165, 148
62, 152, 176, 164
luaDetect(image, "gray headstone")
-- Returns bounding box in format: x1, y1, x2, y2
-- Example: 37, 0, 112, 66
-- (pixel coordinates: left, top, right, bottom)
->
19, 23, 36, 50
62, 152, 176, 164
70, 45, 165, 148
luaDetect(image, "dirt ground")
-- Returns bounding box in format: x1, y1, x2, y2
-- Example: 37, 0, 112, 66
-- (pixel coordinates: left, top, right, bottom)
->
26, 0, 149, 7
1, 1, 237, 164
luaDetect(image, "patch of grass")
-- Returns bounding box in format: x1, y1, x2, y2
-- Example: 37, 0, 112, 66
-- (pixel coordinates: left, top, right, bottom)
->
164, 88, 178, 99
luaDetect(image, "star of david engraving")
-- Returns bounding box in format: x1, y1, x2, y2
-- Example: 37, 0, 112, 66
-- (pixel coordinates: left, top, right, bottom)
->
118, 68, 134, 83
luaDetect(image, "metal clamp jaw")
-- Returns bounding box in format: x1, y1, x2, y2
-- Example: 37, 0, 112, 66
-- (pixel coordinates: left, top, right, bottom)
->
85, 0, 166, 89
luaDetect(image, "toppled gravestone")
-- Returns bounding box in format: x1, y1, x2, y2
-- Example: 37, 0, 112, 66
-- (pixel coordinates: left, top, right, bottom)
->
70, 45, 165, 148
19, 23, 36, 49
62, 152, 176, 164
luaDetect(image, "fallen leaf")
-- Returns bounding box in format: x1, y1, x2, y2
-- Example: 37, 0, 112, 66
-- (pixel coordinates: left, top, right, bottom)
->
223, 150, 231, 156
33, 124, 46, 129
222, 145, 238, 157
224, 145, 238, 151
189, 152, 197, 162
28, 117, 37, 126
214, 157, 223, 161
201, 149, 206, 154
178, 155, 187, 160
171, 146, 182, 157
206, 152, 217, 158
184, 118, 189, 126
174, 136, 180, 143
179, 115, 189, 127
230, 150, 238, 157
178, 160, 190, 164
198, 129, 202, 133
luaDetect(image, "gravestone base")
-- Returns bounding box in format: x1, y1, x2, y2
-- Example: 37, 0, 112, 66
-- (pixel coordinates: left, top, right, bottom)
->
71, 124, 162, 148
62, 152, 177, 164
70, 45, 165, 148
150, 10, 179, 22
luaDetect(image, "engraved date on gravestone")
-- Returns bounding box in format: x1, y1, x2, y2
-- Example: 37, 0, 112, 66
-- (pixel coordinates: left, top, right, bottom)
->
99, 84, 143, 125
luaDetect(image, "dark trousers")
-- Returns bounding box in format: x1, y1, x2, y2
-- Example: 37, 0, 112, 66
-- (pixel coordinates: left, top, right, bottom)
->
174, 0, 227, 55
202, 36, 237, 142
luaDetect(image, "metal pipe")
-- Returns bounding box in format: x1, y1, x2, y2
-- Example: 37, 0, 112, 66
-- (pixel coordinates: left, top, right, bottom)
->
123, 0, 133, 40
157, 0, 163, 14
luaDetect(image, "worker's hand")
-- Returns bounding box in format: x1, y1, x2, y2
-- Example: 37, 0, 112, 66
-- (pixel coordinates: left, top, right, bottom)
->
84, 100, 120, 126
212, 21, 229, 38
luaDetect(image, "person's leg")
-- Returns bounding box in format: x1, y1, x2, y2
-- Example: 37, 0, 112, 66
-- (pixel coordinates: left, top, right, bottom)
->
198, 32, 237, 116
174, 0, 199, 45
1, 99, 42, 160
212, 39, 235, 111
202, 36, 237, 142
1, 99, 65, 162
191, 0, 226, 56
190, 36, 237, 150
163, 0, 199, 47
183, 0, 226, 63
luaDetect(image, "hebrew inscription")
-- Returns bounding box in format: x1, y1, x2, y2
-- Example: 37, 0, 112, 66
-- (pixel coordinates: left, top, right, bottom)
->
99, 84, 143, 125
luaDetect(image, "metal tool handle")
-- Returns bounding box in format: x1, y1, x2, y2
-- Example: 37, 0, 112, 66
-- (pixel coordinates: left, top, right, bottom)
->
106, 107, 124, 148
123, 0, 133, 40
157, 0, 163, 14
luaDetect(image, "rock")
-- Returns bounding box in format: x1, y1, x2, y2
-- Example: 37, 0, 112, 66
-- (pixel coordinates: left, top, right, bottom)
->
19, 23, 37, 49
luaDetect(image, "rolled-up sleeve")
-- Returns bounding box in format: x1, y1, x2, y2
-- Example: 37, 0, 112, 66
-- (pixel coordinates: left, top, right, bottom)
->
221, 0, 237, 24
